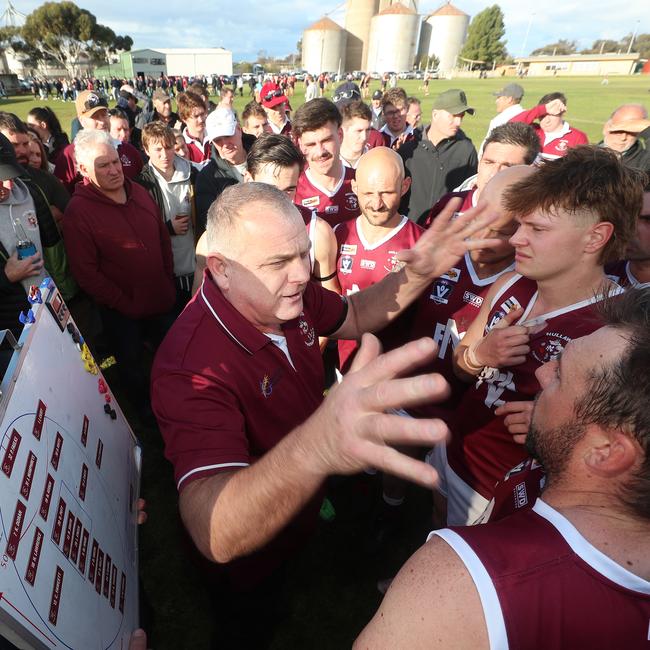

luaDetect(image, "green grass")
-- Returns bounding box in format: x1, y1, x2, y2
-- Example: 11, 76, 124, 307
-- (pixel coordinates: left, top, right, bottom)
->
5, 75, 650, 145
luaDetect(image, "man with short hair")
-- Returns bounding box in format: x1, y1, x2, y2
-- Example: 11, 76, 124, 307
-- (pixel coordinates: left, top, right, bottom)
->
260, 82, 291, 136
136, 122, 197, 311
54, 90, 143, 193
356, 288, 650, 649
177, 91, 210, 164
601, 103, 650, 173
194, 107, 256, 237
242, 101, 268, 138
339, 100, 373, 170
380, 87, 414, 149
135, 88, 182, 131
406, 97, 422, 134
217, 87, 235, 112
63, 129, 175, 417
510, 92, 588, 160
479, 83, 525, 155
440, 146, 642, 526
293, 98, 361, 227
399, 89, 478, 223
151, 179, 500, 647
109, 108, 132, 145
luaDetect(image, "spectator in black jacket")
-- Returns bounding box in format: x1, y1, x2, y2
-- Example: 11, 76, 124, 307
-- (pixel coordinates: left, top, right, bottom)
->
194, 107, 255, 237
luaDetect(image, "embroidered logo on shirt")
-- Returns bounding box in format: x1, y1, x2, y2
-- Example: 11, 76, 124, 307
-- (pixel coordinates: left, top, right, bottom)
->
344, 192, 358, 211
441, 268, 461, 282
531, 333, 570, 364
302, 196, 320, 208
259, 369, 283, 398
340, 255, 354, 274
298, 313, 315, 346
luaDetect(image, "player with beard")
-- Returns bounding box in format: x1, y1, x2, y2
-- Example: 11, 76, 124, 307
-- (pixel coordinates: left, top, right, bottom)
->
356, 288, 650, 649
607, 185, 650, 287
433, 146, 643, 527
293, 98, 361, 227
334, 147, 421, 372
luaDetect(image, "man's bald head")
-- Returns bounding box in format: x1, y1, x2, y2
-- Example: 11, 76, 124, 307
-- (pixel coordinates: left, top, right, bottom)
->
604, 104, 648, 153
352, 147, 410, 228
610, 104, 648, 123
480, 165, 536, 222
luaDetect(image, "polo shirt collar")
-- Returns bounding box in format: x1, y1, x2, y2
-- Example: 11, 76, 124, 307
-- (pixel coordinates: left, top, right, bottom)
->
198, 271, 273, 354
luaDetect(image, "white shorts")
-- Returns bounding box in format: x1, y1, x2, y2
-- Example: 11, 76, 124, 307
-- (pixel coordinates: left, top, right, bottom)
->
426, 443, 489, 526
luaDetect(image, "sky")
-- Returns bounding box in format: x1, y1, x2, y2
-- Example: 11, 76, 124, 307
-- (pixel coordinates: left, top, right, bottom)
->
7, 0, 648, 62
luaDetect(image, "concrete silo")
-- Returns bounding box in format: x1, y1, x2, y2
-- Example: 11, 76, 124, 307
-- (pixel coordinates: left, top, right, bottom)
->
344, 0, 379, 72
422, 2, 469, 75
302, 17, 347, 75
366, 3, 420, 73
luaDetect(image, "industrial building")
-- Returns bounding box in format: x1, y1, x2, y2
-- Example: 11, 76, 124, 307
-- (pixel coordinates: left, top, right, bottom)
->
155, 48, 233, 77
301, 0, 468, 75
94, 49, 166, 80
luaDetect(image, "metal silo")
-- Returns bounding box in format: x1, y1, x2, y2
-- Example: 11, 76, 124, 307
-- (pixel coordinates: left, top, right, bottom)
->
302, 17, 347, 75
366, 3, 420, 74
344, 0, 379, 72
424, 2, 469, 75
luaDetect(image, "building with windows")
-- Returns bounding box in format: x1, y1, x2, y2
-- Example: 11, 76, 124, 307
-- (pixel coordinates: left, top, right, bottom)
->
514, 53, 640, 77
94, 49, 166, 79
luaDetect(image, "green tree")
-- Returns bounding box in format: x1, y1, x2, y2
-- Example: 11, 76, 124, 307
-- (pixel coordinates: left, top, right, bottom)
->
580, 39, 619, 54
531, 39, 577, 56
21, 2, 132, 76
622, 32, 650, 59
459, 5, 507, 67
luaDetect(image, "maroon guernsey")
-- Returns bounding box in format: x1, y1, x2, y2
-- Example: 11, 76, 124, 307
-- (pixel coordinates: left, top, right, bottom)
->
295, 166, 360, 227
380, 123, 415, 150
54, 141, 143, 194
420, 188, 475, 229
510, 105, 588, 161
433, 500, 650, 649
447, 274, 609, 499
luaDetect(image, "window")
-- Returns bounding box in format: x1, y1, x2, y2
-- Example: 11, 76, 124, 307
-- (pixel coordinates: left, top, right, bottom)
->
150, 58, 165, 66
132, 57, 147, 64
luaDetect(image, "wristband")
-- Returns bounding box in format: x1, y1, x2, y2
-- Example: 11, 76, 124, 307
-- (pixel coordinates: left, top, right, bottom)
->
463, 342, 484, 375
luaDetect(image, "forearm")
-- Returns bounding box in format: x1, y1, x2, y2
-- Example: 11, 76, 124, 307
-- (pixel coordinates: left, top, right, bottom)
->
181, 422, 326, 563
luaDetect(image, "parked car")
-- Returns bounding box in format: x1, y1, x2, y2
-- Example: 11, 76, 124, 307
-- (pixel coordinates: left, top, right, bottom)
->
398, 71, 415, 79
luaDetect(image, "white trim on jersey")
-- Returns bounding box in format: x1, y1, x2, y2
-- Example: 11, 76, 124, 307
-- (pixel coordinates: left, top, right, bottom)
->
177, 462, 250, 490
489, 273, 522, 309
307, 210, 317, 268
519, 285, 624, 328
200, 282, 253, 355
430, 529, 510, 650
305, 165, 345, 198
533, 499, 650, 595
355, 215, 410, 251
623, 261, 650, 288
465, 252, 516, 288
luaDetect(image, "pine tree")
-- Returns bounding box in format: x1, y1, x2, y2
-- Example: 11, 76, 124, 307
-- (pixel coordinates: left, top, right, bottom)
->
459, 5, 507, 67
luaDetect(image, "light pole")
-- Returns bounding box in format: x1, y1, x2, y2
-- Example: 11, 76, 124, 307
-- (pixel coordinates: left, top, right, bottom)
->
627, 20, 640, 54
519, 13, 535, 59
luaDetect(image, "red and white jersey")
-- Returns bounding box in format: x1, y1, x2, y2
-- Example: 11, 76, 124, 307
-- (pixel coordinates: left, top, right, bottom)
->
510, 105, 588, 161
420, 188, 476, 229
447, 274, 614, 499
606, 260, 650, 288
407, 251, 515, 421
183, 129, 210, 164
433, 499, 650, 650
295, 166, 360, 227
380, 123, 415, 149
334, 215, 423, 372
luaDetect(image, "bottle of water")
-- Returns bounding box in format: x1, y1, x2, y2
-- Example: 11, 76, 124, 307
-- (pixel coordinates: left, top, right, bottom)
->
12, 216, 36, 259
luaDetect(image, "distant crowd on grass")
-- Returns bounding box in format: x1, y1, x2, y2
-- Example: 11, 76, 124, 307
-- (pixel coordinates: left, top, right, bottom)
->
0, 73, 649, 649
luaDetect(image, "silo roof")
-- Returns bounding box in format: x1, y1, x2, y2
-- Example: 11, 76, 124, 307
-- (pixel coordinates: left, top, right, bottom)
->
426, 2, 468, 18
305, 16, 343, 31
377, 2, 417, 15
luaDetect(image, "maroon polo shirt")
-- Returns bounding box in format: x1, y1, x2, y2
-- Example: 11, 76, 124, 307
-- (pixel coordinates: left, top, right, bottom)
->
152, 273, 347, 492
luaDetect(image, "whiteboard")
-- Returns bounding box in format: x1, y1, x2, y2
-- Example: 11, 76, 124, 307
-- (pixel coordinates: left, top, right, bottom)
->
0, 279, 140, 649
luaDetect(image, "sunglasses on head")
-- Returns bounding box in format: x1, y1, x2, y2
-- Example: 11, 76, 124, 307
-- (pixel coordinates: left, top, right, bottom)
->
83, 94, 108, 111
263, 88, 284, 102
333, 89, 359, 102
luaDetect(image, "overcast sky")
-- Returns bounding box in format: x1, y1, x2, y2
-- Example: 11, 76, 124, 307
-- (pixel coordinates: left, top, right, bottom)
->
9, 0, 648, 62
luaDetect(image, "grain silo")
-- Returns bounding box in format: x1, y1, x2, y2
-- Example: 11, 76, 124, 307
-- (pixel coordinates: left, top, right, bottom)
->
344, 0, 379, 72
366, 3, 420, 73
302, 17, 347, 75
422, 2, 469, 75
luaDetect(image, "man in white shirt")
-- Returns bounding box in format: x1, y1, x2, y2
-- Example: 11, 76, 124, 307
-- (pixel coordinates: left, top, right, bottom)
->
479, 83, 525, 156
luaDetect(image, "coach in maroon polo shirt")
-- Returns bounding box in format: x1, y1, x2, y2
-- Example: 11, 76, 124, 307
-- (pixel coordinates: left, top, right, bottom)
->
151, 181, 499, 645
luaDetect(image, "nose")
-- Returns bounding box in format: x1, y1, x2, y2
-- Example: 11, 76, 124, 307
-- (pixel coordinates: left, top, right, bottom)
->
290, 256, 311, 285
453, 115, 462, 126
508, 224, 524, 246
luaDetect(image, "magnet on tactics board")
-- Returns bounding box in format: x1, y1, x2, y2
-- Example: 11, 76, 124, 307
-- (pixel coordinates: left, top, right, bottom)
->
19, 309, 35, 324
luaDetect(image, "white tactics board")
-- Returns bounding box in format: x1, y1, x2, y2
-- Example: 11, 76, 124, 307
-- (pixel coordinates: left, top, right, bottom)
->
0, 280, 140, 649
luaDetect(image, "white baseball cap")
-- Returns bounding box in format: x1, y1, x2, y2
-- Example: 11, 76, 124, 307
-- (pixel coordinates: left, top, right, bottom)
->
206, 107, 237, 141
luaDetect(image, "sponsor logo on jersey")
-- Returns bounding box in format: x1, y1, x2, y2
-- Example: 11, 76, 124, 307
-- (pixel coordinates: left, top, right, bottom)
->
515, 482, 528, 508
302, 196, 320, 208
441, 267, 461, 282
487, 296, 522, 331
556, 140, 569, 152
463, 291, 483, 308
360, 259, 376, 270
340, 255, 353, 274
325, 205, 339, 214
429, 278, 454, 305
531, 332, 571, 364
340, 244, 357, 256
298, 313, 316, 347
344, 192, 358, 210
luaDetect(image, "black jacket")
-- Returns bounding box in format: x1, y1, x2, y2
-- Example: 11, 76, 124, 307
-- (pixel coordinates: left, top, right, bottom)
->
195, 133, 256, 237
398, 127, 478, 223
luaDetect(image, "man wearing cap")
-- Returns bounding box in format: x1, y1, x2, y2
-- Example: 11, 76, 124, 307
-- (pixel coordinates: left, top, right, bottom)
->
260, 82, 292, 137
479, 83, 525, 155
370, 89, 385, 131
601, 103, 650, 174
0, 132, 76, 343
54, 90, 143, 194
136, 89, 182, 131
194, 107, 256, 237
398, 88, 478, 223
380, 88, 415, 149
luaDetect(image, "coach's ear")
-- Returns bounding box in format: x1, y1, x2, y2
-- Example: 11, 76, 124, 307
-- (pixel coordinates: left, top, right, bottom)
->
585, 221, 614, 256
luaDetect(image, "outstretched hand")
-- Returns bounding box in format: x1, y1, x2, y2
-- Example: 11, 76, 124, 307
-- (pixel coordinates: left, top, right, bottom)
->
396, 197, 502, 281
